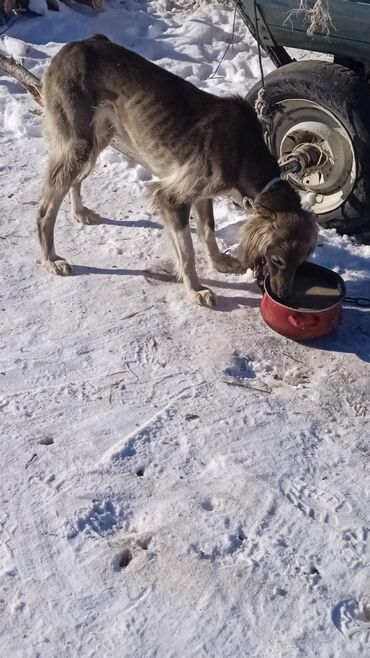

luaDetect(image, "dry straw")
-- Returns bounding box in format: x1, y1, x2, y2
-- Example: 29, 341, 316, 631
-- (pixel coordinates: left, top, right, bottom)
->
285, 0, 334, 37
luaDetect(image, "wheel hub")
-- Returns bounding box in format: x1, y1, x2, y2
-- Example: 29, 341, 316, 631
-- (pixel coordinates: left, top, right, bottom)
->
272, 100, 357, 214
280, 142, 329, 177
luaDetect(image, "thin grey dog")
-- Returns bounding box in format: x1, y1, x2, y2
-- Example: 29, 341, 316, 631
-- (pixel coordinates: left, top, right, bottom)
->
37, 35, 317, 306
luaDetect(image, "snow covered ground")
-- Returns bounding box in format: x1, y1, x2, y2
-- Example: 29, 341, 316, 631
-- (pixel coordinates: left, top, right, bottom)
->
1, 1, 370, 656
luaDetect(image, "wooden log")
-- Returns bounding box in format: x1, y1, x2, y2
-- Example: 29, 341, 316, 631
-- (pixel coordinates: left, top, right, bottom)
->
3, 0, 17, 14
0, 53, 43, 105
74, 0, 105, 11
46, 0, 60, 11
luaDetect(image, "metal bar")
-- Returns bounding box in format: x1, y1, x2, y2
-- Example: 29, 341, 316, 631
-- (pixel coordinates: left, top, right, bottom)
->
232, 0, 292, 68
280, 158, 302, 175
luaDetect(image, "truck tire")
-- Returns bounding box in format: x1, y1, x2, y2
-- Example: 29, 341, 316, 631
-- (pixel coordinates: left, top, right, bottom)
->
246, 61, 370, 236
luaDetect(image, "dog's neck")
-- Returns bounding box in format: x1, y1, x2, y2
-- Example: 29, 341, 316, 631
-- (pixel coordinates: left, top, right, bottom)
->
255, 179, 303, 214
231, 168, 281, 207
233, 178, 302, 214
241, 177, 282, 209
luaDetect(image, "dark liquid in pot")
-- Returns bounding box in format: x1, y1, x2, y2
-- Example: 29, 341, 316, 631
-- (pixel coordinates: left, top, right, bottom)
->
284, 272, 342, 310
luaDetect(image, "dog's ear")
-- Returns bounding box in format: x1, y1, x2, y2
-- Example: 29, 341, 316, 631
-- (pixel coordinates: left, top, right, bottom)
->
239, 212, 275, 271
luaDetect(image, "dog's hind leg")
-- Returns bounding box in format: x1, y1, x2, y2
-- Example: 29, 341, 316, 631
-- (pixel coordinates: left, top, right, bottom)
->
192, 199, 245, 274
70, 123, 113, 225
37, 139, 94, 275
70, 181, 102, 225
155, 191, 216, 307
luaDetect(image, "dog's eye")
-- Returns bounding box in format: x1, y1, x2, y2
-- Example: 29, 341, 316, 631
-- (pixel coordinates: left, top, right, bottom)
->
271, 255, 284, 268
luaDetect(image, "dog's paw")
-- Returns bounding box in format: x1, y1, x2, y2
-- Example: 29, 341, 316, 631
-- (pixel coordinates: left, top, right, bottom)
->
73, 207, 102, 225
43, 257, 72, 276
190, 288, 216, 308
213, 253, 246, 274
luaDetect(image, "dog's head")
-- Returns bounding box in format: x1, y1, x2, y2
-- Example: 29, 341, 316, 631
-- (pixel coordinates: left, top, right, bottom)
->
240, 200, 318, 299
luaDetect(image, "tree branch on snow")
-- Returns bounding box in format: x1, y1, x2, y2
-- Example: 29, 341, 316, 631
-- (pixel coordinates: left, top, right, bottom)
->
0, 52, 43, 105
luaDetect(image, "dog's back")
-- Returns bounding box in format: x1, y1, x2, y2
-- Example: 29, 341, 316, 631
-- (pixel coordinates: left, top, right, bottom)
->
43, 35, 211, 158
42, 34, 274, 196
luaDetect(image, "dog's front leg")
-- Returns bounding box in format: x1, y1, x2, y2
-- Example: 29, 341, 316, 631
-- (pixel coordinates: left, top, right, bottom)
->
192, 199, 245, 274
158, 195, 216, 307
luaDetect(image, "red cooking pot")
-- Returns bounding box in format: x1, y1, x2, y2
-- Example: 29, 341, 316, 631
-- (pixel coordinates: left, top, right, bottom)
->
260, 261, 346, 341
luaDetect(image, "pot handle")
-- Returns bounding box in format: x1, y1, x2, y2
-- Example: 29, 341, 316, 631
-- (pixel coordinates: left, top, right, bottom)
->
288, 313, 320, 329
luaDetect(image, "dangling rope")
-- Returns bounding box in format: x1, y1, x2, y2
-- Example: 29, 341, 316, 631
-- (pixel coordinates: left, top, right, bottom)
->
252, 0, 281, 150
209, 4, 237, 79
